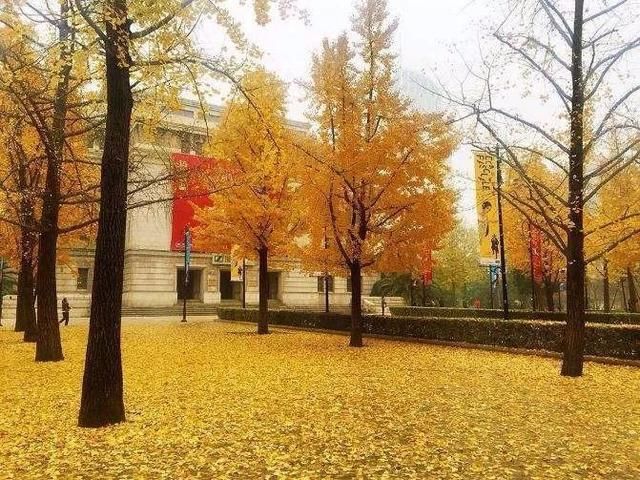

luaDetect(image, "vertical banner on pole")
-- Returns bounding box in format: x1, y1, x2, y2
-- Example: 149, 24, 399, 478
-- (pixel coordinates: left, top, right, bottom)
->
184, 227, 192, 280
230, 246, 243, 282
473, 151, 501, 267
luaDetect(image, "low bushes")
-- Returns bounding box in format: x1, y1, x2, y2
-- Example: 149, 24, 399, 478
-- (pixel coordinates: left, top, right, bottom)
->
389, 306, 640, 325
217, 308, 640, 360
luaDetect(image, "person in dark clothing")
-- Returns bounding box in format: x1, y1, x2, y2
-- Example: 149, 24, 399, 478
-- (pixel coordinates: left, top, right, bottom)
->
59, 298, 71, 326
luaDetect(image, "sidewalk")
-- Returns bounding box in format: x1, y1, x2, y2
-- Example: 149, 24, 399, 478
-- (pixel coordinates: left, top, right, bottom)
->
0, 314, 219, 330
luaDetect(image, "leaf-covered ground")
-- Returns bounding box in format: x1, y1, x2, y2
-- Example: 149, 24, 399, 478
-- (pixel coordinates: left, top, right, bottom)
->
1, 320, 639, 479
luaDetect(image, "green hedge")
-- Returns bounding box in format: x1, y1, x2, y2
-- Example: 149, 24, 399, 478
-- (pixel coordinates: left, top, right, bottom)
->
217, 308, 640, 360
388, 306, 640, 325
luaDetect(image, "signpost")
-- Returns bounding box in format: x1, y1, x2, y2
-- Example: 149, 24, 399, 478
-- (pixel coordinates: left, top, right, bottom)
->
182, 225, 191, 323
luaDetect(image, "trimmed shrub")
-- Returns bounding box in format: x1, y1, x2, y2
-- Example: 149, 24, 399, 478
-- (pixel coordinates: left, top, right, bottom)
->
388, 306, 640, 326
217, 308, 640, 360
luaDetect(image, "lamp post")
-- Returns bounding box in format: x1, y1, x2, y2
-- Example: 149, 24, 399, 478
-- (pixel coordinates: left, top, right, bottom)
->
495, 145, 509, 320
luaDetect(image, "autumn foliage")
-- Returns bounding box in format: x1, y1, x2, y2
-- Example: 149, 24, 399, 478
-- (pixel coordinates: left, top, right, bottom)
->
195, 68, 304, 333
297, 0, 456, 346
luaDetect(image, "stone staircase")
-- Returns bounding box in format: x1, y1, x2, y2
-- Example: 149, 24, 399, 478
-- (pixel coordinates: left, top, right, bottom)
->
120, 299, 285, 317
121, 301, 219, 317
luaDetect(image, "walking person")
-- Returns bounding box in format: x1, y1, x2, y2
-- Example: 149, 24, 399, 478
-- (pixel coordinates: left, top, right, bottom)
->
59, 297, 71, 326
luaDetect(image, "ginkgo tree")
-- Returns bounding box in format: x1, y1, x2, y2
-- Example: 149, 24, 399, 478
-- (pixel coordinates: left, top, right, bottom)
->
195, 68, 303, 335
68, 0, 306, 428
432, 225, 485, 307
588, 161, 640, 312
298, 0, 457, 347
0, 113, 43, 343
502, 160, 566, 312
433, 0, 640, 376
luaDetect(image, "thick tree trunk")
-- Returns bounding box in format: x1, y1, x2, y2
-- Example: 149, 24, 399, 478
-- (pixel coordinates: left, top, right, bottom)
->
34, 0, 73, 362
626, 266, 637, 313
34, 153, 63, 360
257, 246, 269, 335
561, 0, 586, 377
602, 260, 610, 312
13, 142, 39, 341
15, 263, 36, 337
35, 226, 62, 360
349, 261, 363, 347
78, 2, 131, 427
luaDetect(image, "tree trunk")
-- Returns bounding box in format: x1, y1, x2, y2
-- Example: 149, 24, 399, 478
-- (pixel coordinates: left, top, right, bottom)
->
257, 246, 269, 335
451, 281, 457, 307
34, 0, 73, 362
13, 132, 39, 339
409, 279, 414, 306
561, 0, 586, 378
626, 266, 637, 313
602, 260, 610, 312
78, 1, 132, 427
14, 226, 37, 337
584, 273, 590, 310
621, 278, 628, 311
35, 159, 63, 360
543, 276, 555, 312
349, 261, 363, 347
18, 223, 38, 342
35, 224, 62, 360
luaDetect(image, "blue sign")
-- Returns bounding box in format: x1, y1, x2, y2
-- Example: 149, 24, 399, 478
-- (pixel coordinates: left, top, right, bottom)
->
184, 228, 192, 284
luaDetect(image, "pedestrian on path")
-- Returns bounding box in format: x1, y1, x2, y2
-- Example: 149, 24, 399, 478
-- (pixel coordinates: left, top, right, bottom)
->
59, 298, 71, 326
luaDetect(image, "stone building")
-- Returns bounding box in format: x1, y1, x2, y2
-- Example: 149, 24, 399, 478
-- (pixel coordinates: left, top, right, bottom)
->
4, 100, 377, 317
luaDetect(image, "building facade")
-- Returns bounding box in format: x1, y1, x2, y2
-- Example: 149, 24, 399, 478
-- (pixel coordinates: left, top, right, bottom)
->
22, 100, 377, 317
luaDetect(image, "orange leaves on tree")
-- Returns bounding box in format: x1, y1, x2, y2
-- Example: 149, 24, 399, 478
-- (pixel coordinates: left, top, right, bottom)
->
297, 0, 457, 276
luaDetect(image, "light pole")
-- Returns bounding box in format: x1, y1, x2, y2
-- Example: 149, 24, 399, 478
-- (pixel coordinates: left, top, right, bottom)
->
495, 144, 509, 319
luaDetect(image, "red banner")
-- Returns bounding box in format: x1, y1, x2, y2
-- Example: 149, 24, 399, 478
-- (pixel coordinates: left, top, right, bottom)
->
529, 224, 543, 284
421, 249, 433, 286
171, 153, 213, 252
